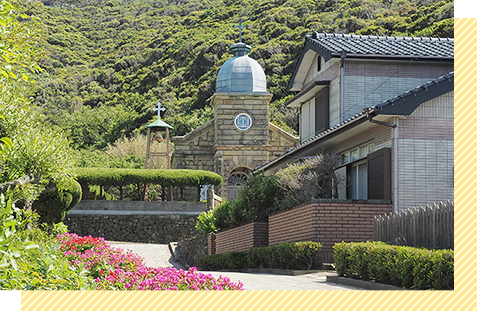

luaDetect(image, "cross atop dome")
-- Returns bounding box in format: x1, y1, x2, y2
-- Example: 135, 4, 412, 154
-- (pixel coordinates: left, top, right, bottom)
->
233, 19, 248, 43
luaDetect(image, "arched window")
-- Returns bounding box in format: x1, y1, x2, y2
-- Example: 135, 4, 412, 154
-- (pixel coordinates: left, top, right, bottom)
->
227, 167, 251, 200
228, 172, 248, 187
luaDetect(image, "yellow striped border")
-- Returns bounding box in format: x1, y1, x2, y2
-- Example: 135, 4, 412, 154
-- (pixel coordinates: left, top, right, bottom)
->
21, 19, 476, 310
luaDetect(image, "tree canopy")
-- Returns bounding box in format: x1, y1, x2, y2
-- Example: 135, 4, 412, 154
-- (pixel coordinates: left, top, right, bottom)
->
31, 0, 453, 150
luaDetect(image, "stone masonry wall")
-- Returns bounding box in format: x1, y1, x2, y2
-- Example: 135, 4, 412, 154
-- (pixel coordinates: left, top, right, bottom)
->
64, 214, 199, 244
64, 201, 204, 243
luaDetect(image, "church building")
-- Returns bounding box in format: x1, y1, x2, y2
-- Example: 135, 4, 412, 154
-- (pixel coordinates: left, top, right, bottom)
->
172, 38, 298, 200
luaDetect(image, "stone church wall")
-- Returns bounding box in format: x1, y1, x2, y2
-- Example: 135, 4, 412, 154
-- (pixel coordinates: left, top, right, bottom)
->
173, 120, 215, 171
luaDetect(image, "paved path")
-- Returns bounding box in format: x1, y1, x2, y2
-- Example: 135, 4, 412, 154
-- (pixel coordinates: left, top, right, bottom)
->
108, 242, 361, 290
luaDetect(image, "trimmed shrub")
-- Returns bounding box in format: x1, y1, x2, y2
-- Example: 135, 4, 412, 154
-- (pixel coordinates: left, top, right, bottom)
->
76, 168, 222, 200
333, 242, 454, 290
200, 241, 323, 271
76, 168, 222, 188
32, 178, 82, 225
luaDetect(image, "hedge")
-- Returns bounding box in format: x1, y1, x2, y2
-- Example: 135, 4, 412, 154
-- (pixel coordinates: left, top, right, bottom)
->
200, 241, 323, 271
333, 242, 454, 290
75, 168, 222, 188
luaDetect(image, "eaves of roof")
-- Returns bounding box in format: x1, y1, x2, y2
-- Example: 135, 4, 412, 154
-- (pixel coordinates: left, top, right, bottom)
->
256, 72, 454, 174
253, 112, 368, 173
374, 72, 454, 115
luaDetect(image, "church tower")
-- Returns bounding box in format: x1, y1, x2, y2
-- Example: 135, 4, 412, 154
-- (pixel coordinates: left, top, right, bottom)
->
173, 22, 298, 200
212, 41, 274, 199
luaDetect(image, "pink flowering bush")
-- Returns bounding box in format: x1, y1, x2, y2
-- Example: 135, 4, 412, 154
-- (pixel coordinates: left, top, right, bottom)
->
57, 233, 144, 279
56, 233, 243, 290
96, 266, 243, 290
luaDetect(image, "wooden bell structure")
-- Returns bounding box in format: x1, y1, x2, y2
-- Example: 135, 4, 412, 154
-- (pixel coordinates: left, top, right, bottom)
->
145, 102, 173, 170
145, 102, 174, 201
145, 119, 173, 169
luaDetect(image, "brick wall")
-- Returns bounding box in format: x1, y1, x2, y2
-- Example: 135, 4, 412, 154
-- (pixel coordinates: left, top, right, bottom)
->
207, 233, 216, 255
215, 222, 268, 254
269, 201, 392, 263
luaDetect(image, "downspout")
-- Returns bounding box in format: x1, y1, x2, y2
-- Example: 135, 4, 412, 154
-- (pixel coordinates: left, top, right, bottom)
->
340, 51, 346, 124
365, 108, 399, 214
392, 118, 399, 214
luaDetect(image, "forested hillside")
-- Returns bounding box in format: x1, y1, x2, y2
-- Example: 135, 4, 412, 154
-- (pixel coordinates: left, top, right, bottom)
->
32, 0, 453, 150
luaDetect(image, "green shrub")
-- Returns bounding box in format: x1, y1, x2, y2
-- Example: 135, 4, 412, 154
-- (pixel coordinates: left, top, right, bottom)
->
196, 174, 283, 232
199, 253, 227, 271
333, 242, 454, 290
196, 200, 234, 234
195, 208, 217, 234
200, 241, 323, 271
224, 252, 248, 270
32, 178, 82, 225
232, 174, 284, 223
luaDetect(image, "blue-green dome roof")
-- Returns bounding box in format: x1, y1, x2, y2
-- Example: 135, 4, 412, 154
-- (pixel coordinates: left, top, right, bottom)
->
216, 43, 267, 93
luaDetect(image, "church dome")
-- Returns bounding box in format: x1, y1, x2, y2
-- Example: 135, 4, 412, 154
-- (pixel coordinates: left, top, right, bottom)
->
216, 43, 267, 93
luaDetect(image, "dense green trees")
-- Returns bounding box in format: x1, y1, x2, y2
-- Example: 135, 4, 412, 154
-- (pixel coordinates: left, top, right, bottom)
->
31, 0, 453, 150
1, 0, 78, 216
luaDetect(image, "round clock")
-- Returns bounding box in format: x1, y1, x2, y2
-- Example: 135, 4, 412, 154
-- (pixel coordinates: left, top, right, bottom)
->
234, 113, 252, 131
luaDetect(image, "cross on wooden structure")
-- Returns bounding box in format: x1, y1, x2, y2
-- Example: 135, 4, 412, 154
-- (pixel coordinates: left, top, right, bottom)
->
233, 18, 248, 43
152, 102, 165, 120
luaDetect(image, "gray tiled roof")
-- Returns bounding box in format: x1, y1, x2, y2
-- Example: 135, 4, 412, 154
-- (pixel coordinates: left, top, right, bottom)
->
308, 32, 454, 59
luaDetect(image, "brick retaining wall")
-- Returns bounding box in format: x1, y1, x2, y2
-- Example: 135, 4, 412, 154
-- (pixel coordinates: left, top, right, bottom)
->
207, 233, 216, 255
269, 201, 392, 262
215, 222, 268, 254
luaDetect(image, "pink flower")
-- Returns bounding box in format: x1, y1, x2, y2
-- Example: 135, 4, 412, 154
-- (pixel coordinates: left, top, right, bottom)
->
56, 233, 244, 290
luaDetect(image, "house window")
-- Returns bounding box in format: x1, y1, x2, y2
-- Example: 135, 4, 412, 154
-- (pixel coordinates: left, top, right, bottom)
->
336, 143, 391, 201
300, 99, 315, 141
341, 142, 374, 166
314, 87, 329, 134
317, 56, 322, 72
349, 160, 368, 199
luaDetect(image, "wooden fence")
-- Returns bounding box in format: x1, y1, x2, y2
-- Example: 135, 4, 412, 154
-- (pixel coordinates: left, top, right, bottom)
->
374, 201, 454, 250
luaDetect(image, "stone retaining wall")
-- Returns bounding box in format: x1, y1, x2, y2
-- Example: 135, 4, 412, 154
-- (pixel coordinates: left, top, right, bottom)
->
64, 201, 204, 243
74, 200, 207, 212
64, 213, 199, 244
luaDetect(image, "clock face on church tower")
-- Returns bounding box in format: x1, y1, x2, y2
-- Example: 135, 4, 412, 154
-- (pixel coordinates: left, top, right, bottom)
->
234, 113, 252, 131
